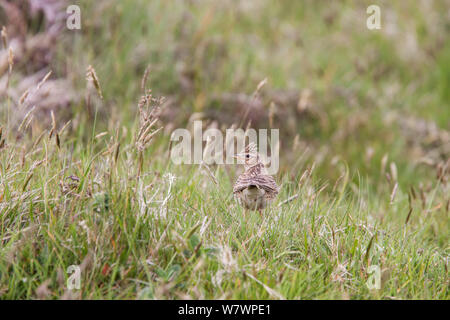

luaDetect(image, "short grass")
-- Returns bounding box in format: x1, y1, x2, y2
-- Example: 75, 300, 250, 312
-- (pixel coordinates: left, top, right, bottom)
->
0, 114, 447, 299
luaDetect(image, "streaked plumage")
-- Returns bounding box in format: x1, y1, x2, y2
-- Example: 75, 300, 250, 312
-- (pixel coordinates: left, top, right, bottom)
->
233, 144, 279, 211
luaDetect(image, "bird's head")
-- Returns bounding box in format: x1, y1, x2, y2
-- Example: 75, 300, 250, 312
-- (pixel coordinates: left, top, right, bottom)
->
234, 143, 260, 169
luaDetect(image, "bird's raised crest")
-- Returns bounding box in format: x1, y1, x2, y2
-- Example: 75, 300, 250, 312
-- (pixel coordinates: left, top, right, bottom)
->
244, 142, 257, 154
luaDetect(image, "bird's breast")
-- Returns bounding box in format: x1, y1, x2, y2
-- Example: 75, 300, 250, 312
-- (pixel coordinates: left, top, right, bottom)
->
240, 186, 267, 210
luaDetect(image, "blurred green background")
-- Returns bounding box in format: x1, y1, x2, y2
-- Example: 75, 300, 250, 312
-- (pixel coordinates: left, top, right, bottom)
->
2, 0, 450, 186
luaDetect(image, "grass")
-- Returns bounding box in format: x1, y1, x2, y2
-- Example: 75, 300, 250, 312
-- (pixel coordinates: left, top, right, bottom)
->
0, 0, 448, 299
0, 91, 447, 299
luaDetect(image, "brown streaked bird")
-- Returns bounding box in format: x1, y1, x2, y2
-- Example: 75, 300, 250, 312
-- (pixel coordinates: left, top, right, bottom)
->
233, 143, 279, 215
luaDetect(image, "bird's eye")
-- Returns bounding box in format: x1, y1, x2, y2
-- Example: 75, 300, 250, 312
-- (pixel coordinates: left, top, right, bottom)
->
246, 154, 250, 159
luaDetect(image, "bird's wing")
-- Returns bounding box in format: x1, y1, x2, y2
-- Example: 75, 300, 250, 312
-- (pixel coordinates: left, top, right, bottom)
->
233, 173, 279, 198
233, 174, 252, 194
256, 174, 279, 199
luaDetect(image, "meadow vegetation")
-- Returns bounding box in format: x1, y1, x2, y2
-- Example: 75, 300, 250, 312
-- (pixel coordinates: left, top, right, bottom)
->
0, 0, 448, 299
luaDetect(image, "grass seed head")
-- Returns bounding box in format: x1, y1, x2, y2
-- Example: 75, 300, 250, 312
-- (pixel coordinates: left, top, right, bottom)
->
1, 26, 7, 49
141, 65, 150, 92
86, 65, 103, 99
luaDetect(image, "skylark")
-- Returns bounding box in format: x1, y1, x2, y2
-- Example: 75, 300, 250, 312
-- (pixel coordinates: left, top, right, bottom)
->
233, 143, 279, 215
